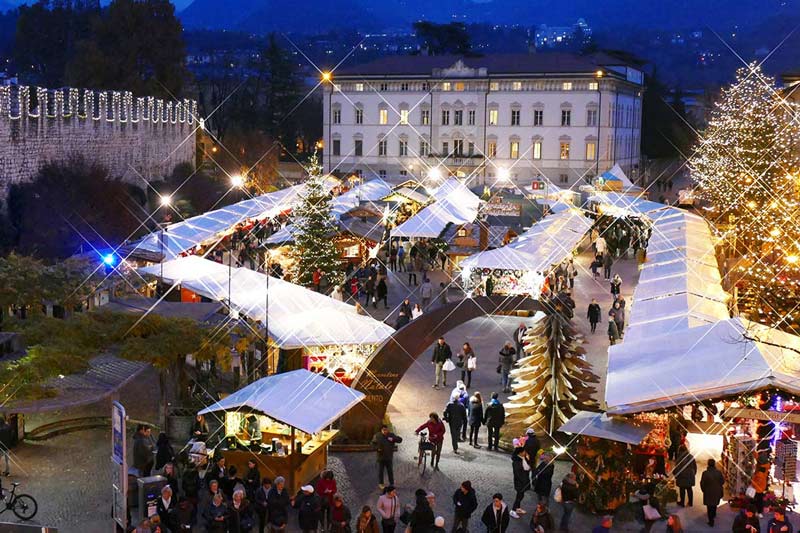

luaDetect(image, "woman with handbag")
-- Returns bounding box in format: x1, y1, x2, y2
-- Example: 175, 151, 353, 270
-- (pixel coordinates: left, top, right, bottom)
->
458, 343, 476, 388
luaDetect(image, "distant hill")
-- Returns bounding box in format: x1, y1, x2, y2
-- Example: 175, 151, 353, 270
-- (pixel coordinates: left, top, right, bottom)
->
179, 0, 798, 33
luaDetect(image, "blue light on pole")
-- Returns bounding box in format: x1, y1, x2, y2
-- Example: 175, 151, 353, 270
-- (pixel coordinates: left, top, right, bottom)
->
102, 253, 117, 267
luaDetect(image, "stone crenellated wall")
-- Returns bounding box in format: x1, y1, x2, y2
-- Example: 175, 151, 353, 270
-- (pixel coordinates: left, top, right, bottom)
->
0, 85, 198, 202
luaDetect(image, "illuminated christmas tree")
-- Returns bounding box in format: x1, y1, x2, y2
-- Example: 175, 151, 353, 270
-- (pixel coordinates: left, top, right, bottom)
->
291, 153, 345, 288
690, 63, 800, 327
504, 308, 599, 436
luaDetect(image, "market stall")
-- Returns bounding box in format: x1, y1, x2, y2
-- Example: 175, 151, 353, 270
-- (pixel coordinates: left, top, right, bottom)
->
198, 369, 364, 493
391, 178, 482, 239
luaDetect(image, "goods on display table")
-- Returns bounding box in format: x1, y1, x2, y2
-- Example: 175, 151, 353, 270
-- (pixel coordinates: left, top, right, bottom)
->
303, 344, 377, 386
723, 433, 756, 502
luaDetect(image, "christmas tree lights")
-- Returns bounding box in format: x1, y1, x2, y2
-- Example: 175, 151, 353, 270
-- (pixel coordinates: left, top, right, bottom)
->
689, 63, 800, 328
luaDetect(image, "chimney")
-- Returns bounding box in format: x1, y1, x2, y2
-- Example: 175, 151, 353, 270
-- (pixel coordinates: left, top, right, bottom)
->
479, 220, 489, 251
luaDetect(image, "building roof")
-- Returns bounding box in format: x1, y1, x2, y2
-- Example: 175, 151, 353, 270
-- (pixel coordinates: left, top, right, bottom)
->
338, 216, 385, 243
335, 52, 629, 79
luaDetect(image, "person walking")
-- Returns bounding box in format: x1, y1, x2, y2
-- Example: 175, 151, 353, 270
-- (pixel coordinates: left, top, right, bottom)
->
732, 504, 761, 533
389, 247, 398, 272
412, 304, 423, 320
452, 481, 478, 533
607, 319, 620, 346
254, 478, 271, 533
529, 501, 554, 533
0, 417, 12, 476
294, 485, 322, 533
751, 460, 770, 517
229, 489, 256, 533
410, 488, 435, 533
431, 337, 453, 389
766, 507, 793, 533
590, 254, 601, 279
377, 486, 400, 533
452, 381, 470, 441
610, 274, 622, 297
481, 493, 510, 533
458, 343, 476, 388
498, 342, 516, 393
611, 301, 625, 337
444, 392, 468, 454
700, 458, 725, 527
510, 446, 532, 519
330, 494, 352, 533
602, 253, 613, 280
468, 392, 484, 448
674, 445, 697, 507
566, 259, 577, 290
595, 234, 607, 256
267, 476, 292, 532
416, 413, 445, 471
397, 245, 406, 272
371, 425, 402, 489
356, 505, 380, 533
133, 424, 155, 477
420, 278, 433, 309
587, 299, 601, 334
483, 393, 506, 451
366, 276, 377, 308
533, 453, 554, 504
513, 323, 527, 361
316, 470, 337, 531
377, 278, 389, 309
557, 472, 579, 532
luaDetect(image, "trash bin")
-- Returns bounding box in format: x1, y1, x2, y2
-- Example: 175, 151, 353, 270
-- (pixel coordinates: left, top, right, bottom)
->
137, 475, 166, 522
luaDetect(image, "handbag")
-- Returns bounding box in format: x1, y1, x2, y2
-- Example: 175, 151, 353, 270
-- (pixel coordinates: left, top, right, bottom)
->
496, 364, 502, 374
643, 504, 661, 521
745, 485, 756, 498
443, 359, 456, 372
553, 486, 563, 503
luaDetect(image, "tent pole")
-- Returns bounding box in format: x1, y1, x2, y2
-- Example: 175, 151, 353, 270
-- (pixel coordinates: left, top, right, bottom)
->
289, 426, 296, 491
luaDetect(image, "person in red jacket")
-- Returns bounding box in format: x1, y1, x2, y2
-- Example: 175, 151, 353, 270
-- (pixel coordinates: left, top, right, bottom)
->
416, 413, 446, 472
316, 470, 337, 531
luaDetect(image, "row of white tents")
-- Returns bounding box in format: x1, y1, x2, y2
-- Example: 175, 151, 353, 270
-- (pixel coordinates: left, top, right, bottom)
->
139, 256, 394, 349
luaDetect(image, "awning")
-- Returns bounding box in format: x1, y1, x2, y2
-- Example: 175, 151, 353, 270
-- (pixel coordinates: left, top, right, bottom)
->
392, 178, 481, 238
599, 164, 636, 190
199, 369, 365, 435
627, 292, 729, 327
559, 411, 654, 445
638, 260, 722, 285
624, 314, 721, 343
139, 257, 395, 349
606, 317, 800, 415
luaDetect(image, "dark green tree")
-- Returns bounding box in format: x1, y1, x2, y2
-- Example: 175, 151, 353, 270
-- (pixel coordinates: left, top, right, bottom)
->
7, 156, 142, 259
261, 33, 302, 147
67, 0, 188, 97
412, 22, 472, 56
290, 153, 344, 288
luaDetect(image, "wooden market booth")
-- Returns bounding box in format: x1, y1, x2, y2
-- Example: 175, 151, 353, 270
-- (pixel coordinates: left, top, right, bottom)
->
199, 369, 365, 493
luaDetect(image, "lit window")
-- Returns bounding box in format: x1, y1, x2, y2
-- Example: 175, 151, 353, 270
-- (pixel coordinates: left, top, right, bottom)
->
400, 110, 409, 124
332, 139, 340, 156
586, 141, 597, 160
379, 109, 388, 125
454, 110, 463, 125
512, 81, 522, 90
468, 109, 476, 125
586, 109, 598, 127
355, 83, 364, 92
354, 139, 363, 156
457, 228, 468, 237
333, 109, 341, 124
378, 139, 387, 156
355, 108, 363, 124
562, 82, 573, 91
511, 109, 520, 126
453, 139, 464, 155
560, 142, 570, 160
489, 81, 499, 91
441, 110, 450, 125
489, 109, 498, 125
533, 109, 543, 126
488, 141, 497, 158
399, 139, 408, 156
421, 109, 430, 125
588, 81, 599, 91
420, 138, 429, 156
510, 141, 519, 159
454, 82, 465, 91
533, 140, 542, 159
442, 82, 451, 91
561, 109, 571, 126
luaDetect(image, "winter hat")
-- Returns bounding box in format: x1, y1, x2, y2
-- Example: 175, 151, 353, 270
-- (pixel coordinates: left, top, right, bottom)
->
512, 438, 520, 448
526, 428, 535, 435
435, 516, 445, 527
450, 391, 461, 402
456, 380, 466, 391
301, 485, 314, 493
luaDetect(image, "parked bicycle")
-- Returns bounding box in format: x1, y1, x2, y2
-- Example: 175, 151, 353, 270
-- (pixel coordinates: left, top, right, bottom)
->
0, 480, 37, 520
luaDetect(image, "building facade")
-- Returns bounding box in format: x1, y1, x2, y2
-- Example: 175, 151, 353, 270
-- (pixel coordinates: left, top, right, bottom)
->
322, 53, 643, 189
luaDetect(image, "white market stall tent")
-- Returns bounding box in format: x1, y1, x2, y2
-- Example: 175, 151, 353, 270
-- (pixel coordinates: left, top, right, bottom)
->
627, 293, 729, 328
330, 178, 393, 218
138, 256, 395, 349
638, 259, 722, 285
391, 178, 482, 238
606, 317, 800, 415
559, 410, 654, 445
632, 270, 729, 303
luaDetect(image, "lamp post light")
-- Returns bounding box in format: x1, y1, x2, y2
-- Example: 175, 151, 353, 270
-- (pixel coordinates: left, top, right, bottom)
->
158, 194, 172, 287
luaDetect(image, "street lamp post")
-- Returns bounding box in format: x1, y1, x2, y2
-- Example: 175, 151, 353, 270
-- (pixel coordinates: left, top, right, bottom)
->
158, 194, 172, 289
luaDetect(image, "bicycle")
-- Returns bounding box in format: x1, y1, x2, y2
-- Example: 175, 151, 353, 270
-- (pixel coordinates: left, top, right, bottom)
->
0, 480, 38, 521
416, 431, 434, 477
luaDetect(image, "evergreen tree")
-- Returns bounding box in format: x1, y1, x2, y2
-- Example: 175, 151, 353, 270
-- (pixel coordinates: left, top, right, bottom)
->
290, 153, 344, 288
505, 307, 599, 436
689, 63, 800, 327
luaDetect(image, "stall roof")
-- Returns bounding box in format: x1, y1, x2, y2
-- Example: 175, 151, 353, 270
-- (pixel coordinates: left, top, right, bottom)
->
391, 178, 481, 238
624, 314, 721, 343
627, 292, 729, 327
198, 369, 365, 435
599, 164, 636, 190
590, 191, 669, 216
645, 247, 719, 268
139, 257, 395, 348
382, 187, 429, 204
4, 355, 150, 414
606, 317, 800, 415
128, 185, 309, 259
559, 410, 654, 445
331, 178, 393, 218
638, 259, 722, 285
632, 272, 729, 302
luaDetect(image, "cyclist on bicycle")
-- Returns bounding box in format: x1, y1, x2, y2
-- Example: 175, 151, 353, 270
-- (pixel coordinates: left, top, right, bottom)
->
415, 413, 446, 472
